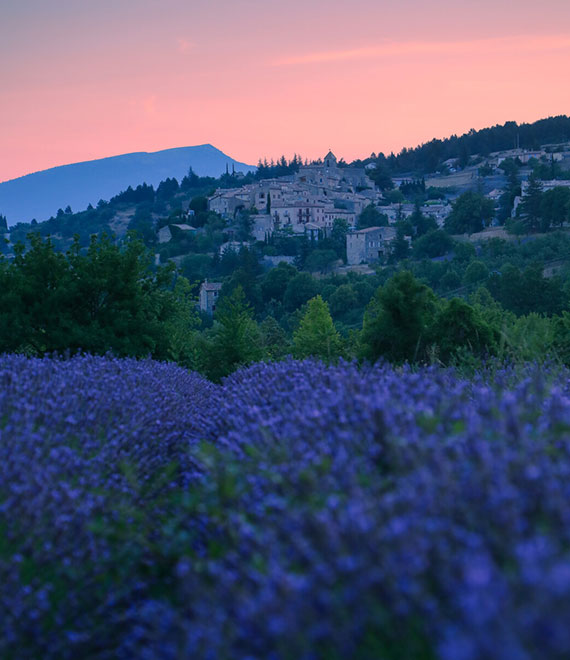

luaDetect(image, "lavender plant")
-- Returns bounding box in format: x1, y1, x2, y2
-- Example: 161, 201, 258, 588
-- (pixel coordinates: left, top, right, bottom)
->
2, 354, 570, 659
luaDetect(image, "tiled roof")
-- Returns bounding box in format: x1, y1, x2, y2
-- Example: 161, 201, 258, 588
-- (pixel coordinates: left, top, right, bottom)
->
201, 282, 222, 291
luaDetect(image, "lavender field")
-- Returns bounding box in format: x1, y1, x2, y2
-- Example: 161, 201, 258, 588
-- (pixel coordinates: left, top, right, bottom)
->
2, 354, 570, 659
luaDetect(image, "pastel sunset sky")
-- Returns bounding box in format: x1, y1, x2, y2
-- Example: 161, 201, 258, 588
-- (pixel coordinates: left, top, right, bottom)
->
2, 0, 569, 182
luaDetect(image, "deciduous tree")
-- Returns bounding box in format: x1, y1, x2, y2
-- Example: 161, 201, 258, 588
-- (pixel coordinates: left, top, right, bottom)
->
445, 192, 495, 234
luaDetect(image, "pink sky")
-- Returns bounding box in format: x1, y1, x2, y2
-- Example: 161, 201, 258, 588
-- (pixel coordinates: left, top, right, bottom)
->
2, 0, 570, 182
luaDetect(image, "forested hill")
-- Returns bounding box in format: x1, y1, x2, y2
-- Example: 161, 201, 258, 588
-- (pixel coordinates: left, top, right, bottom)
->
359, 115, 570, 174
0, 145, 254, 226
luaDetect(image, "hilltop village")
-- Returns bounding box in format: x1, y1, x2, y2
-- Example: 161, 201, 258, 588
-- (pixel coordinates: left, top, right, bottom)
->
198, 144, 570, 275
208, 151, 405, 265
4, 118, 570, 332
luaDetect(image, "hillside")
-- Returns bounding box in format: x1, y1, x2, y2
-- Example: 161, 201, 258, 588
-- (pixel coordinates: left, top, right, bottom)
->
358, 115, 570, 175
0, 145, 254, 226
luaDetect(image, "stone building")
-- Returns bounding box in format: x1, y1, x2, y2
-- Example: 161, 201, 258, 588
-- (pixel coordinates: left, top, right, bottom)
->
346, 226, 396, 265
199, 280, 222, 314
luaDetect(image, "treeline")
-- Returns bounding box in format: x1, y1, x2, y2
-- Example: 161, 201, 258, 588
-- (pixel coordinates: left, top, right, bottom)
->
182, 269, 570, 381
4, 234, 570, 383
0, 235, 196, 362
353, 115, 570, 175
5, 169, 225, 249
255, 155, 303, 179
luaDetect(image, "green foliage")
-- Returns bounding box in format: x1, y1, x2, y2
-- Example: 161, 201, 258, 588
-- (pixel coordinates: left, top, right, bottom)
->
260, 316, 291, 360
530, 157, 569, 181
552, 312, 570, 364
445, 192, 495, 234
293, 296, 343, 361
236, 208, 255, 241
430, 298, 498, 363
367, 162, 394, 191
261, 262, 297, 303
180, 253, 212, 284
385, 189, 405, 204
390, 225, 410, 261
283, 272, 319, 311
359, 272, 437, 364
541, 187, 570, 229
499, 158, 521, 177
399, 178, 426, 199
164, 277, 202, 366
189, 195, 208, 214
328, 284, 358, 319
502, 313, 555, 363
413, 229, 453, 259
381, 116, 570, 175
439, 269, 461, 292
462, 260, 489, 286
329, 218, 350, 261
488, 263, 565, 316
469, 287, 513, 333
496, 161, 522, 224
520, 172, 544, 233
478, 163, 495, 177
451, 241, 476, 263
199, 286, 263, 382
127, 207, 156, 247
358, 204, 389, 229
0, 234, 183, 358
409, 201, 437, 237
304, 249, 337, 274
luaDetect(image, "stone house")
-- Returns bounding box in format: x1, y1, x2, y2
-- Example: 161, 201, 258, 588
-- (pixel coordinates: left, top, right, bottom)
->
208, 190, 249, 218
252, 214, 275, 241
323, 208, 357, 229
199, 281, 222, 314
346, 226, 397, 265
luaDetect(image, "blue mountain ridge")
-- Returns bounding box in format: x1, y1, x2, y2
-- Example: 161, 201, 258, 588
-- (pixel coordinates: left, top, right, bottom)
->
0, 144, 255, 226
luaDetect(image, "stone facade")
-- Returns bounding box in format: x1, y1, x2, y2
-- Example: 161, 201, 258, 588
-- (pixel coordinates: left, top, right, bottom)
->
207, 151, 378, 235
346, 226, 397, 265
199, 281, 222, 314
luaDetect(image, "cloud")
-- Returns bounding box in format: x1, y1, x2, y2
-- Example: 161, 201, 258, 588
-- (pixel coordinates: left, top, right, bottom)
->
271, 34, 570, 66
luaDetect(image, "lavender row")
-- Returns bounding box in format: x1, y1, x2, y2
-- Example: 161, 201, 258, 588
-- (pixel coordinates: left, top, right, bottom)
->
2, 355, 570, 658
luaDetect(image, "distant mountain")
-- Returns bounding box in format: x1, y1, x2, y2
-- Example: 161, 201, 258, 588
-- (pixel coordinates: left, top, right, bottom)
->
0, 145, 255, 226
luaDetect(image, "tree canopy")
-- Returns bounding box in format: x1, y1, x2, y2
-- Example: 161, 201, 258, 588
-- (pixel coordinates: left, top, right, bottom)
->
293, 295, 343, 361
445, 192, 495, 234
0, 233, 191, 358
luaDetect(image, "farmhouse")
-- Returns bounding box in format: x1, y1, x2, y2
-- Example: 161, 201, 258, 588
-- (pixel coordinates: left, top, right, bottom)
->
199, 281, 222, 314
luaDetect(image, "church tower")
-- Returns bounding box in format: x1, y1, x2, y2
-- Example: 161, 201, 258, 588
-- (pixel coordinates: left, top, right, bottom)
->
324, 150, 337, 168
